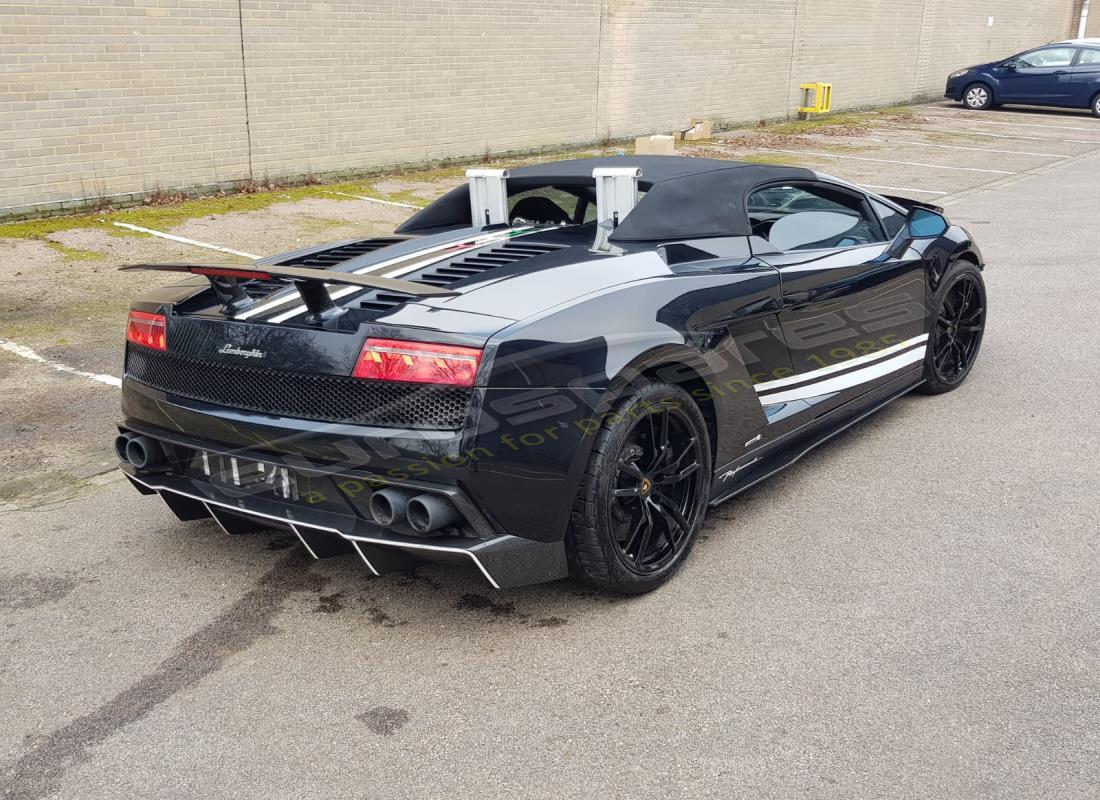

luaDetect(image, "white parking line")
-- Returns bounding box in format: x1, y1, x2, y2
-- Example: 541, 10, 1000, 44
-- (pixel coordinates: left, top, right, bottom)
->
754, 147, 1018, 174
862, 184, 948, 196
904, 125, 1100, 145
323, 191, 422, 209
845, 135, 1067, 159
903, 126, 1060, 143
1, 339, 121, 388
920, 110, 1100, 133
112, 223, 260, 260
930, 105, 1091, 121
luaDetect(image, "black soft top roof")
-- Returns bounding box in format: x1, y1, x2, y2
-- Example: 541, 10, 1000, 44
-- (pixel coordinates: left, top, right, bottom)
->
396, 156, 816, 241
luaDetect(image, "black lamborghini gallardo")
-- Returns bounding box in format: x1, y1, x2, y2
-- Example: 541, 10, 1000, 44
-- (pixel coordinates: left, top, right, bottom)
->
115, 156, 986, 593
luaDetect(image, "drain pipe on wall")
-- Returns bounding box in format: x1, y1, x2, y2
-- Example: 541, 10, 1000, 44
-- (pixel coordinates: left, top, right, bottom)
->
1081, 0, 1092, 39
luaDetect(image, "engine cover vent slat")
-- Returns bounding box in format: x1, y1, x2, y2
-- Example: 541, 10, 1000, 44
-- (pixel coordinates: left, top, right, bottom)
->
275, 237, 406, 269
434, 267, 483, 275
358, 291, 416, 312
500, 246, 555, 255
409, 241, 565, 289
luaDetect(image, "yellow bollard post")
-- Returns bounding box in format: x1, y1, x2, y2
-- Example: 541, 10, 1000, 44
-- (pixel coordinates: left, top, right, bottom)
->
798, 82, 833, 116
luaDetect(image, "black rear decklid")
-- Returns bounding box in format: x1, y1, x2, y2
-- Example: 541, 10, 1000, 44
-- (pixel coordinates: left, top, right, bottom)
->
120, 262, 457, 323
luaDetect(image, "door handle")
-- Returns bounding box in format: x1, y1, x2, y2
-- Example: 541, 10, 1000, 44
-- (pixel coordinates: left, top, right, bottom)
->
1053, 70, 1069, 76
784, 290, 814, 307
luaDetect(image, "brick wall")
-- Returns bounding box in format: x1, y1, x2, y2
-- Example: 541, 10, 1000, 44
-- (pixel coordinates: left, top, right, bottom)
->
913, 2, 1080, 94
0, 0, 1081, 217
1, 0, 251, 214
240, 1, 601, 180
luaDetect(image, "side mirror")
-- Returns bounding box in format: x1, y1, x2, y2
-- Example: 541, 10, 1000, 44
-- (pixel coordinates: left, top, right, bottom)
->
1000, 59, 1017, 71
907, 207, 949, 238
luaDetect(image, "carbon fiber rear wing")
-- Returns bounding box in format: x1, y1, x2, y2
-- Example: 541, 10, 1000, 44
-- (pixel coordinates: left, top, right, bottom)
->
881, 195, 944, 215
120, 262, 456, 322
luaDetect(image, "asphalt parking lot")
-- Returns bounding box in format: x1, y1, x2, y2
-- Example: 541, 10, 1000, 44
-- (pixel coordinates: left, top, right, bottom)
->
2, 102, 1099, 799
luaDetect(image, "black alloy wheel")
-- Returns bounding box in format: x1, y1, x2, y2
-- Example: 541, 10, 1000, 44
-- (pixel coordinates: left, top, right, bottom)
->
920, 261, 986, 394
568, 383, 711, 594
610, 401, 707, 574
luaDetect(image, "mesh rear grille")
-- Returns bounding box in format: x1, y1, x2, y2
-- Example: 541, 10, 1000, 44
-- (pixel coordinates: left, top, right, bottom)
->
125, 345, 471, 429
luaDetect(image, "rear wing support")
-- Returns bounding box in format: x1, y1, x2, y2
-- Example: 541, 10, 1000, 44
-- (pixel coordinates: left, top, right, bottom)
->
592, 167, 641, 252
120, 263, 457, 323
466, 169, 510, 227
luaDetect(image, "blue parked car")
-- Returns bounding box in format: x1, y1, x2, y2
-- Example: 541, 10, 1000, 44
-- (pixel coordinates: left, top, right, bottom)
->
945, 39, 1100, 117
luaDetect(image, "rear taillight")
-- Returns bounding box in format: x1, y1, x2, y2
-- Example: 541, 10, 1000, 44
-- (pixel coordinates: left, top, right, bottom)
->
352, 338, 482, 387
126, 311, 167, 351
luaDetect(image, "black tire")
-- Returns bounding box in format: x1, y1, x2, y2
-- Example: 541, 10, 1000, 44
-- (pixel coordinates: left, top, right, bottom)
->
567, 382, 711, 594
917, 260, 986, 394
1091, 92, 1100, 119
962, 83, 994, 111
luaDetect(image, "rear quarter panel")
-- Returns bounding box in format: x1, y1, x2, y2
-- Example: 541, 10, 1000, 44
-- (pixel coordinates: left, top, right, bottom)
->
467, 260, 782, 538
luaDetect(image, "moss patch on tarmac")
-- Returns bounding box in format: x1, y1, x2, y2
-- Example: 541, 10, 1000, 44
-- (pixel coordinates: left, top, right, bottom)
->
44, 241, 105, 261
746, 105, 922, 136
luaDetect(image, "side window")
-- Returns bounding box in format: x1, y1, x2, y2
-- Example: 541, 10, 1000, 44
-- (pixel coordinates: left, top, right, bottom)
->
508, 187, 579, 224
1016, 47, 1077, 69
871, 199, 906, 238
1079, 49, 1100, 66
747, 184, 885, 251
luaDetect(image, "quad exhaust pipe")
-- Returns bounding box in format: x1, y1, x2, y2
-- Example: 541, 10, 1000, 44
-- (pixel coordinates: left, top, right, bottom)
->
115, 433, 167, 470
369, 487, 462, 534
119, 434, 464, 534
114, 432, 137, 462
406, 493, 461, 534
368, 487, 415, 528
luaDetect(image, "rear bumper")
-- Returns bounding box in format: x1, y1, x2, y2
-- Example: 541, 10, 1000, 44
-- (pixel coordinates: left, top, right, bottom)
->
119, 457, 568, 589
121, 375, 595, 545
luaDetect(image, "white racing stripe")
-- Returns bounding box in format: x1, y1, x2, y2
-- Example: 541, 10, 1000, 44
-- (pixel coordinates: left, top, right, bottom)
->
237, 237, 483, 320
1, 338, 121, 388
112, 222, 260, 259
250, 226, 536, 324
267, 245, 478, 324
755, 335, 928, 393
757, 341, 927, 405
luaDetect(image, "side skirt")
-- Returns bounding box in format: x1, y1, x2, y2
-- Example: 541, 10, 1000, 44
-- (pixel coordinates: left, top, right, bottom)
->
709, 370, 923, 506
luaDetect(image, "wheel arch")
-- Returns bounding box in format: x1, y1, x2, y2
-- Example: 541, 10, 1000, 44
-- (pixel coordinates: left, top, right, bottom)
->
638, 361, 718, 463
581, 341, 766, 474
963, 79, 996, 106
